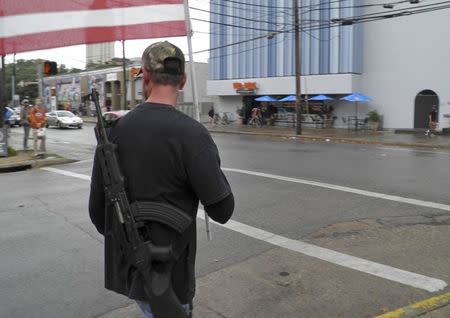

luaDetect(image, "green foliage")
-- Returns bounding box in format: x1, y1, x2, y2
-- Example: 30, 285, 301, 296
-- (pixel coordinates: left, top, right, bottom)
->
86, 62, 115, 71
58, 64, 83, 75
7, 146, 17, 156
5, 59, 42, 103
2, 59, 85, 106
367, 110, 380, 122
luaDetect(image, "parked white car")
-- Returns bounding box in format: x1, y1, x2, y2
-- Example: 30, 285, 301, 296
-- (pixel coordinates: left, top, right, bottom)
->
46, 111, 83, 129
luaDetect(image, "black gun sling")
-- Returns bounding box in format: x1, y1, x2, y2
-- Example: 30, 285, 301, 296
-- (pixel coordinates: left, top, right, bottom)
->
130, 201, 193, 317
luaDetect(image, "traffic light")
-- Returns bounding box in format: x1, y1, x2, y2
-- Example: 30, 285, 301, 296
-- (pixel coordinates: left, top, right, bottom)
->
43, 61, 58, 75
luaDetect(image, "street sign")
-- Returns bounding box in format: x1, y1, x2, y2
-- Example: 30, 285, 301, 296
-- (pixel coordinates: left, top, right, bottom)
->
0, 128, 8, 157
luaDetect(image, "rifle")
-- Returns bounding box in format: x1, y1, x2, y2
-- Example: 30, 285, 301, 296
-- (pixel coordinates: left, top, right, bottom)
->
91, 89, 191, 318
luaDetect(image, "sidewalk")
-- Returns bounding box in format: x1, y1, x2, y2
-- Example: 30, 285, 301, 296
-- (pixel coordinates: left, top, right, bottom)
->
82, 115, 450, 150
0, 150, 75, 172
206, 123, 450, 150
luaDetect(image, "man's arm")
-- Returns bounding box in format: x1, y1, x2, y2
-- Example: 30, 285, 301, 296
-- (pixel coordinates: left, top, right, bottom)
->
186, 134, 234, 223
204, 193, 234, 224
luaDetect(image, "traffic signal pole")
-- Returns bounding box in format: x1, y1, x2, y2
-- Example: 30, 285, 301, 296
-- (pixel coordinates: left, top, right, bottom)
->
37, 63, 43, 101
0, 56, 5, 129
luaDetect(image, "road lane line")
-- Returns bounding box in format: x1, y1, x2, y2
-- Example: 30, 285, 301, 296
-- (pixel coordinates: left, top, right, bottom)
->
42, 167, 448, 292
197, 212, 447, 293
41, 167, 91, 181
222, 167, 450, 212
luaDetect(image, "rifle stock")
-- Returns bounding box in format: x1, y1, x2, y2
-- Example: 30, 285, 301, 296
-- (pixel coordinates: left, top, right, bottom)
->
91, 89, 189, 318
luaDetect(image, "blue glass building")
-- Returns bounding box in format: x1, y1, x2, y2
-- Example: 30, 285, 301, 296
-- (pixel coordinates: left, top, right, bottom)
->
209, 0, 362, 80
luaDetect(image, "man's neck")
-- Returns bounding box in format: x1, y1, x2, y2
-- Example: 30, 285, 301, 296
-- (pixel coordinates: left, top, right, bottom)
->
146, 85, 178, 107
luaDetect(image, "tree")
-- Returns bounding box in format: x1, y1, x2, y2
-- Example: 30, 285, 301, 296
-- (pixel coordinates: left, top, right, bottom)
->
3, 60, 87, 106
5, 59, 41, 105
58, 64, 83, 75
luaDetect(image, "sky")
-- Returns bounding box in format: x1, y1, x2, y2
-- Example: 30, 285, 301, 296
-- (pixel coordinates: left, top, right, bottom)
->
4, 1, 210, 68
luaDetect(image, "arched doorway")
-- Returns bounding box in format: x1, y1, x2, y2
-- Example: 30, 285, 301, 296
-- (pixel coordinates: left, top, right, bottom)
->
414, 90, 439, 128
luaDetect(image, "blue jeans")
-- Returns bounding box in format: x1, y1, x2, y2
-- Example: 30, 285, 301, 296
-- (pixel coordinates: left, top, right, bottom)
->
136, 300, 190, 318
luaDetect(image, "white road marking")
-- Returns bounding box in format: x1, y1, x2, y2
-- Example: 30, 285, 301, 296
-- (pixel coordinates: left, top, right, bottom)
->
69, 159, 94, 165
198, 212, 447, 293
222, 167, 450, 212
376, 147, 450, 156
41, 167, 91, 181
42, 166, 448, 292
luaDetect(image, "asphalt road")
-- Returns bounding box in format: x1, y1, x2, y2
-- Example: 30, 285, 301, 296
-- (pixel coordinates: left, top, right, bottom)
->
1, 123, 449, 318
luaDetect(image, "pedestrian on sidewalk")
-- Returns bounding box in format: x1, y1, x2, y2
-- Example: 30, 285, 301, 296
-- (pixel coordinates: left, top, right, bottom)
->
20, 99, 31, 149
208, 106, 215, 124
425, 105, 438, 136
89, 41, 234, 318
3, 106, 13, 136
29, 99, 46, 156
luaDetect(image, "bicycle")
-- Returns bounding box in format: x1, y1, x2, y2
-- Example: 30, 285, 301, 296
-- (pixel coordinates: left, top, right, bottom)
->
248, 115, 262, 127
213, 113, 230, 125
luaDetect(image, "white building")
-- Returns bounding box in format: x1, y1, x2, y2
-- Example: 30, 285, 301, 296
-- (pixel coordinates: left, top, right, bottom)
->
86, 42, 115, 65
207, 0, 450, 130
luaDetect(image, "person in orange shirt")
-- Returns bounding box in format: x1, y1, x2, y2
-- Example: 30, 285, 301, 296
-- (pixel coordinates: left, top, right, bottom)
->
29, 98, 46, 156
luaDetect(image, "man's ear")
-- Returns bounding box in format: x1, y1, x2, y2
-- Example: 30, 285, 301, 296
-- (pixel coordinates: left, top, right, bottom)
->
179, 73, 187, 90
142, 68, 150, 85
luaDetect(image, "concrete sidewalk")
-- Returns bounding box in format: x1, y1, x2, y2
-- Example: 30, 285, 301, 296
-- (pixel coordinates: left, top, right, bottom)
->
206, 123, 450, 150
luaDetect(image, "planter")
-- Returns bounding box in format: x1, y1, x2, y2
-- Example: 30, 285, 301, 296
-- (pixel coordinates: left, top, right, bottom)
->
368, 121, 379, 131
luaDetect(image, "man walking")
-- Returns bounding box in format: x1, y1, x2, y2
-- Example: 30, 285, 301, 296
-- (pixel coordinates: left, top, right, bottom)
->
20, 99, 31, 149
89, 41, 234, 318
425, 105, 438, 136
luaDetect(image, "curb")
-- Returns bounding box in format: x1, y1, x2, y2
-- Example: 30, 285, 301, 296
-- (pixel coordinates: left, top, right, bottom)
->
0, 157, 77, 172
373, 292, 450, 318
207, 129, 450, 151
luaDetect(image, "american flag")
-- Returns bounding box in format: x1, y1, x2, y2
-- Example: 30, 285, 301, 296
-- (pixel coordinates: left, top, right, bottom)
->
0, 0, 187, 55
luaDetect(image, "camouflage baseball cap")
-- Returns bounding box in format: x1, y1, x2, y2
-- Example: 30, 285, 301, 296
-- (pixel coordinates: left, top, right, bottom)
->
141, 41, 185, 75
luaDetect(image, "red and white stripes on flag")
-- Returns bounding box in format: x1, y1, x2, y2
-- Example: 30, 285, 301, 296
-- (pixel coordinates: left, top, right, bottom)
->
0, 0, 187, 55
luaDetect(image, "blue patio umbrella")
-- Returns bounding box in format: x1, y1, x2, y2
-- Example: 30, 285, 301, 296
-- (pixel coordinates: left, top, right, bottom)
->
278, 95, 296, 102
254, 95, 278, 102
308, 94, 333, 101
340, 92, 373, 130
340, 93, 372, 103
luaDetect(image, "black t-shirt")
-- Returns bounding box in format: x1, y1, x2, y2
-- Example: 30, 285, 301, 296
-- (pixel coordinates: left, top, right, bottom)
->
89, 102, 231, 303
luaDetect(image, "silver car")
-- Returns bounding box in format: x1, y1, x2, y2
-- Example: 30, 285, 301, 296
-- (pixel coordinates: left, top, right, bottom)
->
6, 107, 21, 127
46, 111, 83, 129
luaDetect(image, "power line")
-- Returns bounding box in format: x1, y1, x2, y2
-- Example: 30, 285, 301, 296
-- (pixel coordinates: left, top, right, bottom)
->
195, 1, 450, 56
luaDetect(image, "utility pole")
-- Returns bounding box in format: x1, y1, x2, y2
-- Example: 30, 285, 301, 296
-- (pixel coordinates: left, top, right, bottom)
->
294, 0, 302, 135
122, 40, 127, 110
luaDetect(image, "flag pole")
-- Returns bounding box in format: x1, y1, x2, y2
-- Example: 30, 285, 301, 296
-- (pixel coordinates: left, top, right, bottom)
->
122, 40, 127, 111
183, 0, 201, 122
184, 0, 211, 241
